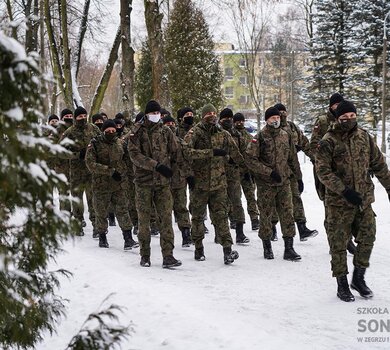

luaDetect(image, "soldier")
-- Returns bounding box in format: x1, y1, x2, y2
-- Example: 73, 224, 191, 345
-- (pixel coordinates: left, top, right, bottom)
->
162, 115, 193, 247
60, 106, 101, 235
45, 114, 60, 170
185, 103, 241, 264
310, 93, 356, 255
245, 107, 301, 261
273, 103, 318, 241
176, 107, 194, 139
92, 113, 104, 130
85, 120, 139, 249
233, 112, 260, 231
219, 108, 250, 244
315, 100, 390, 302
128, 100, 182, 268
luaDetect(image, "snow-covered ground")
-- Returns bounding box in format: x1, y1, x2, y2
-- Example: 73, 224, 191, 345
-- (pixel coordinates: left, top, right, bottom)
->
39, 153, 390, 350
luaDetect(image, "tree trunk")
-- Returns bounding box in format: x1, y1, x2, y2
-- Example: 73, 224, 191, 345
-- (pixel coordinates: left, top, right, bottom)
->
144, 0, 170, 107
25, 0, 40, 53
120, 0, 135, 120
60, 0, 74, 107
39, 0, 48, 115
6, 0, 18, 40
90, 27, 121, 116
74, 0, 91, 80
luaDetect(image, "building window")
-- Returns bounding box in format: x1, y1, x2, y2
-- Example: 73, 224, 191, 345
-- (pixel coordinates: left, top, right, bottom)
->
239, 58, 246, 67
239, 76, 248, 86
225, 87, 234, 99
224, 67, 233, 80
239, 95, 250, 105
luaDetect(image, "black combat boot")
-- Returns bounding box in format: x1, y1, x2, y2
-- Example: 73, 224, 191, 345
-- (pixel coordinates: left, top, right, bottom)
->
262, 239, 274, 259
181, 227, 191, 247
140, 255, 151, 267
351, 267, 373, 298
92, 229, 99, 239
162, 255, 182, 268
337, 275, 355, 302
230, 220, 236, 230
194, 247, 205, 261
271, 224, 278, 241
122, 229, 139, 250
347, 239, 356, 255
236, 222, 250, 244
108, 213, 116, 226
223, 246, 239, 265
283, 237, 301, 261
251, 218, 260, 231
98, 232, 109, 248
296, 221, 318, 241
150, 222, 160, 236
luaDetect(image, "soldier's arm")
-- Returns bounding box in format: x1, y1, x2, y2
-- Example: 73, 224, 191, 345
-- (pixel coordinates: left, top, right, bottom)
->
315, 138, 346, 194
57, 129, 80, 160
183, 131, 213, 160
85, 142, 114, 176
127, 133, 158, 171
309, 118, 322, 155
227, 133, 247, 171
244, 135, 273, 176
295, 124, 313, 160
369, 134, 390, 190
288, 135, 302, 180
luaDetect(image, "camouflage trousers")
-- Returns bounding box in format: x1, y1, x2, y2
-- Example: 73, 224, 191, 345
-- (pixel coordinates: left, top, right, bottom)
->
135, 184, 174, 258
241, 175, 259, 220
326, 204, 376, 277
271, 175, 306, 223
93, 189, 132, 232
256, 181, 296, 240
126, 179, 138, 225
227, 178, 246, 223
172, 186, 191, 230
70, 178, 95, 228
190, 187, 233, 249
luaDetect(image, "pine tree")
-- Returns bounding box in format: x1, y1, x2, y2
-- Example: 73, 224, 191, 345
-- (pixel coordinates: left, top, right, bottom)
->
134, 40, 153, 111
0, 31, 77, 348
165, 0, 223, 114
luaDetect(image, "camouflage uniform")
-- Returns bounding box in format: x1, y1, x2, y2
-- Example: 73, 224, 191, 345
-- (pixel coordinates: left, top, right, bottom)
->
176, 123, 192, 140
315, 123, 390, 277
235, 126, 259, 221
60, 122, 100, 226
185, 121, 246, 250
245, 124, 301, 240
85, 134, 132, 233
128, 121, 181, 258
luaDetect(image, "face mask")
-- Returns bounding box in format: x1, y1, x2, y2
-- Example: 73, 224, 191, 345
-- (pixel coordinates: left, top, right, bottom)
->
104, 132, 117, 142
148, 113, 161, 123
63, 118, 73, 126
204, 115, 217, 125
75, 118, 87, 127
221, 119, 233, 129
269, 120, 280, 129
339, 118, 357, 132
95, 123, 103, 130
184, 116, 194, 125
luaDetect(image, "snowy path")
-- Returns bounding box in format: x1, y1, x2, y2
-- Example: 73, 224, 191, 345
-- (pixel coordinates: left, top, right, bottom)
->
40, 156, 390, 350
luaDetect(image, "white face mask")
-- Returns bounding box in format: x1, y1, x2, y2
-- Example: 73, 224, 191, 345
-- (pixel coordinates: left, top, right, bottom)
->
148, 113, 161, 123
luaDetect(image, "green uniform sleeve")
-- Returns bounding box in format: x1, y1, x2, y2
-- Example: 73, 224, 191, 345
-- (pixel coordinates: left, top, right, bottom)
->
244, 134, 273, 176
127, 132, 159, 171
85, 142, 113, 176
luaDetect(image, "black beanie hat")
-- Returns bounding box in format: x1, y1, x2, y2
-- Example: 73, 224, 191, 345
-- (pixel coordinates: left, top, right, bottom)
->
113, 118, 124, 126
220, 108, 234, 119
264, 107, 280, 121
233, 113, 245, 122
102, 120, 117, 131
179, 107, 193, 119
162, 115, 176, 125
145, 100, 161, 114
92, 113, 104, 124
61, 108, 73, 119
274, 103, 287, 112
74, 106, 87, 118
115, 112, 124, 120
161, 108, 171, 117
329, 93, 344, 107
335, 100, 357, 118
135, 112, 145, 123
48, 114, 59, 122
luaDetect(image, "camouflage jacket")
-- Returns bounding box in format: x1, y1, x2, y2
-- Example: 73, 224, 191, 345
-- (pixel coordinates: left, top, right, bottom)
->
127, 121, 180, 187
184, 121, 246, 191
281, 120, 313, 160
245, 124, 302, 186
176, 123, 192, 140
315, 123, 390, 209
85, 134, 128, 191
171, 136, 193, 190
310, 110, 336, 156
60, 123, 101, 179
235, 127, 252, 146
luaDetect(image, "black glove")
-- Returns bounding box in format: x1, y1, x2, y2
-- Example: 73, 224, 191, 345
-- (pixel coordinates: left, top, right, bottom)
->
112, 170, 122, 182
79, 149, 86, 160
270, 170, 282, 183
342, 188, 362, 206
295, 145, 302, 152
186, 176, 195, 190
155, 163, 173, 178
213, 148, 227, 157
243, 173, 252, 182
298, 179, 304, 193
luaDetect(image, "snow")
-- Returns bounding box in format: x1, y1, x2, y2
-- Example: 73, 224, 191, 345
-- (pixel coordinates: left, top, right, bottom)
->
4, 107, 23, 121
36, 153, 390, 350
